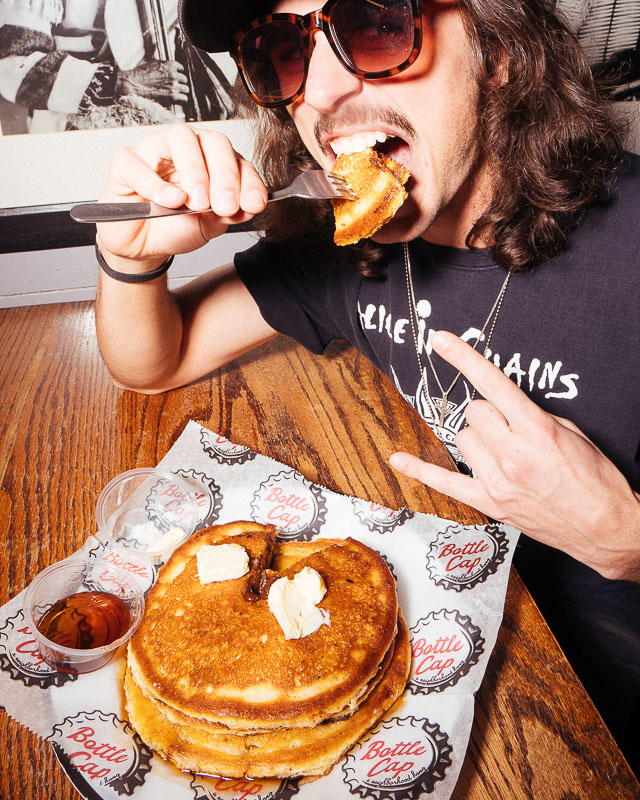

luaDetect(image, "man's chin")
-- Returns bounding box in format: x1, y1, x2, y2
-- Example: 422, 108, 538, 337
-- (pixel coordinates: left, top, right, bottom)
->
370, 204, 431, 245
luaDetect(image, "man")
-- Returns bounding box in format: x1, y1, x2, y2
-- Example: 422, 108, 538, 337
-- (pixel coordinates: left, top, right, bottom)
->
93, 0, 639, 772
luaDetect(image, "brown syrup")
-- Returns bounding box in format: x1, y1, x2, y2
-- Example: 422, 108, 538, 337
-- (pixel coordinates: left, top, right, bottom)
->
37, 591, 130, 650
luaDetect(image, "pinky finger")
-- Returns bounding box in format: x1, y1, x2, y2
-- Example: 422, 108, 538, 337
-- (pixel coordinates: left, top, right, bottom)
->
238, 157, 268, 215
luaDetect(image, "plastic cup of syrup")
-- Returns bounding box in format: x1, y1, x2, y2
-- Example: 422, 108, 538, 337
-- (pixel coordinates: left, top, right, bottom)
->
24, 558, 145, 673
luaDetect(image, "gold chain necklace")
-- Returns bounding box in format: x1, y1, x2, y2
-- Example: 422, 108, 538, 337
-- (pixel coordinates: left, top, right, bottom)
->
403, 241, 511, 428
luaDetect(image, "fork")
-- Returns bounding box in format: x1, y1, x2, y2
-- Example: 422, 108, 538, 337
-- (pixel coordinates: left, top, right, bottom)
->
268, 170, 356, 202
70, 171, 356, 223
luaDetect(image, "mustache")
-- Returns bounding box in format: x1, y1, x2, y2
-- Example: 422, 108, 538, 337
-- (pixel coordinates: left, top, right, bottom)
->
314, 108, 416, 155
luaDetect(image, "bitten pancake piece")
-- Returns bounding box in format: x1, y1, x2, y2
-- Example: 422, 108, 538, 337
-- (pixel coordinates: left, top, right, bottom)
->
128, 527, 399, 731
124, 612, 411, 778
331, 147, 410, 245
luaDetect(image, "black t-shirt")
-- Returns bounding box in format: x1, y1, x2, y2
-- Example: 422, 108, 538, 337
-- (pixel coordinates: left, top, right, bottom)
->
236, 154, 640, 492
236, 157, 640, 765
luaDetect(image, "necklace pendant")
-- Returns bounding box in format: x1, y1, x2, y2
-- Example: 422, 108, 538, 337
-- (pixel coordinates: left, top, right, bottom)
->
434, 395, 449, 427
404, 241, 511, 436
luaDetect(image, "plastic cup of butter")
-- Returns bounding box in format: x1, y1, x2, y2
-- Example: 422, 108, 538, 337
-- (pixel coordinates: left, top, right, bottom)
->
24, 557, 145, 674
95, 468, 204, 562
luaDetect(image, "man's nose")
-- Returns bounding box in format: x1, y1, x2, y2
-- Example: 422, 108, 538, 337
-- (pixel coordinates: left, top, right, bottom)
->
302, 30, 363, 113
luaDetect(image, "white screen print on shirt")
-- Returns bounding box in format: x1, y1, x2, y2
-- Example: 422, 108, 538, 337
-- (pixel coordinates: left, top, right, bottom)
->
357, 297, 579, 469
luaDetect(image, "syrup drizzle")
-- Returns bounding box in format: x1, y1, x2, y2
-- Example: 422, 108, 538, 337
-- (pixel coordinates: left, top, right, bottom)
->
37, 591, 131, 650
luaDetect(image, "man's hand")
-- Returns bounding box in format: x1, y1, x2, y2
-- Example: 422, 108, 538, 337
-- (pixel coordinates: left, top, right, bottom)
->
96, 124, 268, 274
117, 59, 189, 104
389, 330, 640, 582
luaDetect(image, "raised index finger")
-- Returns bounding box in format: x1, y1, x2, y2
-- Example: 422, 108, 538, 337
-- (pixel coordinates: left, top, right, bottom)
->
431, 330, 545, 429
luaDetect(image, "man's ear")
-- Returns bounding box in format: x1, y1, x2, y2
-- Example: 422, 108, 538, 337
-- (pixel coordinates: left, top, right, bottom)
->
489, 51, 511, 89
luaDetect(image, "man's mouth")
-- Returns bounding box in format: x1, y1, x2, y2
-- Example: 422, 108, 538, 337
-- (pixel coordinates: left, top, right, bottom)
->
329, 131, 412, 176
330, 130, 390, 156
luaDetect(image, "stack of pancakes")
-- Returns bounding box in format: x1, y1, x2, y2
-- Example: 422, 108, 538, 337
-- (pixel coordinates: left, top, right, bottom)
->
125, 520, 410, 778
331, 147, 411, 245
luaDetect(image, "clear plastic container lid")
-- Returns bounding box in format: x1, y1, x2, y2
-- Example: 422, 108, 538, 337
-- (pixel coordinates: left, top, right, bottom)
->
95, 468, 203, 559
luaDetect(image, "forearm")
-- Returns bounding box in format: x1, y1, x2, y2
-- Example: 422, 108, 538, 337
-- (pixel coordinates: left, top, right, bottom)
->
92, 124, 272, 392
95, 248, 184, 393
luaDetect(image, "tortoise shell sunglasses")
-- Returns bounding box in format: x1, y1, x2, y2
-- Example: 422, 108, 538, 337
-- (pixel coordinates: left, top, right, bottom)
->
231, 0, 423, 108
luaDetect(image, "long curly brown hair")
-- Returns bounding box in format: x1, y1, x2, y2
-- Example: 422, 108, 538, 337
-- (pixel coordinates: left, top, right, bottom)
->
241, 0, 626, 275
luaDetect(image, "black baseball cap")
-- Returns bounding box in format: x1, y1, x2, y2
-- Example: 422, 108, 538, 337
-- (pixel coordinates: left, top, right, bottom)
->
178, 0, 273, 53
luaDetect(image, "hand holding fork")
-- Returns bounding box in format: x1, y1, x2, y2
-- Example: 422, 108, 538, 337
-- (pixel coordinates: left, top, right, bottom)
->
72, 171, 356, 223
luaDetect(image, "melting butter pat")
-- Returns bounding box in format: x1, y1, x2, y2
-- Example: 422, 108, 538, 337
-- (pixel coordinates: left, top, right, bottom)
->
146, 525, 186, 553
196, 543, 249, 584
268, 567, 331, 640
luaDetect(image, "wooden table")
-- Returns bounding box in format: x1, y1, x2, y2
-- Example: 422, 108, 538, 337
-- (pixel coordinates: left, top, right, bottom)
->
0, 301, 637, 799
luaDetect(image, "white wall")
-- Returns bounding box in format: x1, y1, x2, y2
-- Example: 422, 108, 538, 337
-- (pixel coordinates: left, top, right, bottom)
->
0, 230, 259, 308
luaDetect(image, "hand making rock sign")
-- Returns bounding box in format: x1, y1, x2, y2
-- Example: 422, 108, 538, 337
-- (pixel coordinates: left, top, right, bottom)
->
390, 331, 640, 583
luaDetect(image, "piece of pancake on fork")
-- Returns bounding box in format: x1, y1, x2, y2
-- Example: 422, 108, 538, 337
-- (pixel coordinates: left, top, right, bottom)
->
331, 147, 411, 246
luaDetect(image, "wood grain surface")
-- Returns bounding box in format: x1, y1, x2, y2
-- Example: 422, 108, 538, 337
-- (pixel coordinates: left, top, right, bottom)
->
0, 301, 637, 799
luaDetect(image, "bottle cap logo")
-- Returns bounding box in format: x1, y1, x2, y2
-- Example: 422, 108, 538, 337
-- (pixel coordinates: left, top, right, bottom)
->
352, 499, 414, 534
191, 774, 300, 800
201, 430, 257, 465
342, 715, 452, 797
175, 467, 222, 527
409, 609, 484, 694
48, 710, 152, 797
251, 470, 327, 540
0, 610, 77, 688
426, 524, 509, 590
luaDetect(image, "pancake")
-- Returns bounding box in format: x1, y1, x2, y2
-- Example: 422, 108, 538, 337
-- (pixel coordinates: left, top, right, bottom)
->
331, 147, 410, 245
148, 611, 399, 735
124, 612, 411, 778
128, 522, 399, 732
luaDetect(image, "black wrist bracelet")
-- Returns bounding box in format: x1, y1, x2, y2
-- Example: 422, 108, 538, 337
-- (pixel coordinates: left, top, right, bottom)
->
95, 243, 174, 283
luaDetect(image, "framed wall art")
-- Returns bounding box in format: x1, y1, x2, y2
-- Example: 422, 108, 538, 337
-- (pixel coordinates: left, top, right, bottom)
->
0, 0, 255, 253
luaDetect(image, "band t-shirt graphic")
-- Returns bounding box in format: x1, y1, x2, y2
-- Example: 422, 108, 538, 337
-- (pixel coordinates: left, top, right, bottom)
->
236, 154, 640, 492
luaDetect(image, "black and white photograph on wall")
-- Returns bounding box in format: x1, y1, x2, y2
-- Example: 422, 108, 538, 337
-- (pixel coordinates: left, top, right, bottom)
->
558, 0, 640, 99
0, 0, 241, 136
